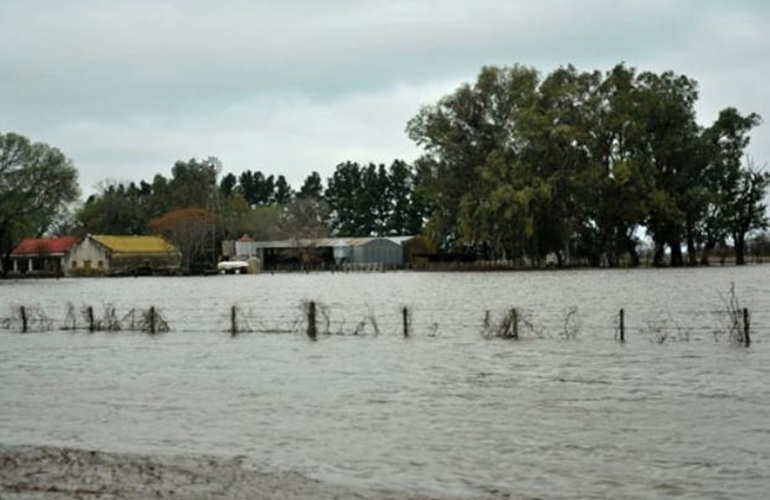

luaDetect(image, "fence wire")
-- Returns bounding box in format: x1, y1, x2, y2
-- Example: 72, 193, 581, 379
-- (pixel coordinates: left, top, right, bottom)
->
0, 299, 763, 346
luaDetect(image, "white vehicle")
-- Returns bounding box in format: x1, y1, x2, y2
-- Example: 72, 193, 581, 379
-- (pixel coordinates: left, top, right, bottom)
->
217, 260, 250, 274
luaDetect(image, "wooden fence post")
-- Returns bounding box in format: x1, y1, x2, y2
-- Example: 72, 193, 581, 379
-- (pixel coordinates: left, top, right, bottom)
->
88, 306, 95, 332
619, 308, 625, 343
20, 306, 27, 333
743, 308, 750, 347
149, 306, 156, 334
307, 301, 317, 341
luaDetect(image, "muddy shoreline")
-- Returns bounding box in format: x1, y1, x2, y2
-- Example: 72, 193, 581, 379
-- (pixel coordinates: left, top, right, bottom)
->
0, 444, 486, 500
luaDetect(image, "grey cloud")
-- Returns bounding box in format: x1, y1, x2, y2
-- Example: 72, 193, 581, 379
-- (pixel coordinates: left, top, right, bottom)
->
1, 0, 768, 194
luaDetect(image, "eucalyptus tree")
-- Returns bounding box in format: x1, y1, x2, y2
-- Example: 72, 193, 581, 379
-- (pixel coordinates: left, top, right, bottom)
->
521, 65, 604, 265
698, 108, 764, 264
631, 70, 702, 266
728, 163, 769, 264
578, 63, 660, 267
408, 64, 540, 255
168, 157, 220, 209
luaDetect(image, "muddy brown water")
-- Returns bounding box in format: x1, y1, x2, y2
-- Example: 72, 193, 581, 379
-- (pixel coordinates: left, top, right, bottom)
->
2, 268, 769, 498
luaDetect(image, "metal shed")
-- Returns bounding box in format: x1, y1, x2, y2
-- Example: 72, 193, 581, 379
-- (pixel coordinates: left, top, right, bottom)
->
348, 238, 403, 267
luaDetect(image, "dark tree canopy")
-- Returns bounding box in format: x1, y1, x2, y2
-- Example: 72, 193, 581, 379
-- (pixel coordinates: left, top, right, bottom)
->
0, 132, 80, 273
406, 63, 767, 266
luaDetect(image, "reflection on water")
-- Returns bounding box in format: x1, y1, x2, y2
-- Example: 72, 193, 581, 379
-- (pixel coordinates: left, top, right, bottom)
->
1, 267, 770, 498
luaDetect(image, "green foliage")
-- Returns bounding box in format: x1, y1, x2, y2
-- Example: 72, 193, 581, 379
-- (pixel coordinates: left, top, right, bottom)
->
324, 160, 425, 236
0, 132, 80, 272
77, 182, 150, 235
297, 171, 324, 200
407, 63, 766, 267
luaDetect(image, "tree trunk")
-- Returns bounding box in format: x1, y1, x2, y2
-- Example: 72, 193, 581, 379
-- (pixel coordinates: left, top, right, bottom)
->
653, 241, 666, 267
735, 234, 746, 265
628, 247, 640, 268
700, 239, 716, 266
669, 240, 683, 267
686, 233, 698, 266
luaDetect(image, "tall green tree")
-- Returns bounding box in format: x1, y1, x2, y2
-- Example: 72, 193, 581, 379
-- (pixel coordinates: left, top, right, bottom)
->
297, 171, 324, 199
698, 108, 763, 264
168, 157, 220, 209
324, 160, 424, 236
633, 70, 701, 266
387, 159, 425, 235
726, 162, 769, 265
219, 172, 238, 198
77, 182, 149, 235
1, 132, 80, 273
272, 175, 293, 205
407, 63, 766, 267
325, 161, 365, 235
407, 64, 540, 252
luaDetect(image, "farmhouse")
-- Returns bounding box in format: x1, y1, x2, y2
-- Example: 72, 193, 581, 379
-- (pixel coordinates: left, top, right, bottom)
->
9, 236, 78, 276
65, 235, 182, 276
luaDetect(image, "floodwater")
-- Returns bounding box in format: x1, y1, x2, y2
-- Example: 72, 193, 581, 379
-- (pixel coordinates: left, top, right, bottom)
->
1, 267, 770, 499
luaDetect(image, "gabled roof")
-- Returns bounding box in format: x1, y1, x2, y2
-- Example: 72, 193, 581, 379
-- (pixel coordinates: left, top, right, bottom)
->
91, 235, 179, 254
11, 236, 78, 256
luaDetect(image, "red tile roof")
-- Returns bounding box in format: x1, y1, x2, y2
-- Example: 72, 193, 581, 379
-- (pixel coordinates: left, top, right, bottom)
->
11, 236, 78, 256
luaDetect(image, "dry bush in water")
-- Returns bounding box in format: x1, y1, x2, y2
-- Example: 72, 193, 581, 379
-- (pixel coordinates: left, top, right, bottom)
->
559, 306, 580, 340
481, 307, 537, 340
715, 282, 749, 344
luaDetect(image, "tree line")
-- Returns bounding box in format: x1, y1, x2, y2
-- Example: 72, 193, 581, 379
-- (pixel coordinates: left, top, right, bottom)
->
408, 63, 768, 267
71, 157, 426, 272
1, 62, 768, 273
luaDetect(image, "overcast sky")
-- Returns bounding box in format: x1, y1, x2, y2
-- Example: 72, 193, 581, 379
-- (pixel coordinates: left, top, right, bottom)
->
1, 0, 768, 197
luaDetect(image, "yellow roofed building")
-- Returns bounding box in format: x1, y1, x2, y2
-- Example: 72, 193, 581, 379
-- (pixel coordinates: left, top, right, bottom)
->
64, 235, 182, 276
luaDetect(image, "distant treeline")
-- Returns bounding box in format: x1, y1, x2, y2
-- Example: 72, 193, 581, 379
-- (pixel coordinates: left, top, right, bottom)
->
1, 62, 768, 273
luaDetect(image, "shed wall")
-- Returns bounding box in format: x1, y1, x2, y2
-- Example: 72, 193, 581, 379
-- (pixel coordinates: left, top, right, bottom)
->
350, 239, 403, 267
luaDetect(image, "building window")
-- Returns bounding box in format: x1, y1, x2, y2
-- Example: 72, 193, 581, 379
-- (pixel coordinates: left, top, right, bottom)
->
71, 261, 78, 269
97, 261, 104, 269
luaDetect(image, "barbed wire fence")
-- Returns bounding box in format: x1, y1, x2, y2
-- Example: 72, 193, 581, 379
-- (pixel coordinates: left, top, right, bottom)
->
0, 292, 761, 347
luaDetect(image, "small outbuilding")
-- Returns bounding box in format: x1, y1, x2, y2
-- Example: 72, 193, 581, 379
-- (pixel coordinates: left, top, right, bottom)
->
346, 238, 403, 268
9, 236, 78, 276
65, 235, 182, 276
241, 237, 407, 270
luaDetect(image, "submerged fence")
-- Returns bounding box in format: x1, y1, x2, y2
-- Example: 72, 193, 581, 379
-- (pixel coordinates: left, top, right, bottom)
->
0, 297, 758, 347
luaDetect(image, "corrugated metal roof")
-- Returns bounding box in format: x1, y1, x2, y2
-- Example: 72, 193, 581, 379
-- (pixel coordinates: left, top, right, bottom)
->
385, 235, 419, 245
346, 238, 377, 247
251, 237, 405, 249
92, 235, 179, 254
11, 236, 77, 256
